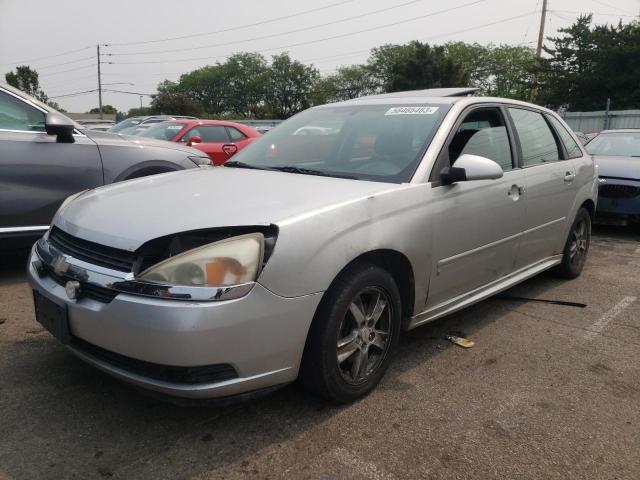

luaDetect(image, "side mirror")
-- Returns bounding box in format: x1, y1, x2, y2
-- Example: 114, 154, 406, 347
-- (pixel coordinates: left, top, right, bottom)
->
187, 135, 202, 146
440, 154, 503, 185
45, 112, 75, 143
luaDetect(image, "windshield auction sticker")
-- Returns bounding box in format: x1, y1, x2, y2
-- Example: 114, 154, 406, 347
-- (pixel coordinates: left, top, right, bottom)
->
385, 106, 439, 115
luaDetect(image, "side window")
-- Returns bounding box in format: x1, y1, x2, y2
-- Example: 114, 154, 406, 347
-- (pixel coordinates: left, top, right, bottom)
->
0, 91, 46, 132
199, 126, 231, 143
227, 127, 246, 142
547, 115, 582, 159
509, 108, 561, 166
448, 108, 513, 171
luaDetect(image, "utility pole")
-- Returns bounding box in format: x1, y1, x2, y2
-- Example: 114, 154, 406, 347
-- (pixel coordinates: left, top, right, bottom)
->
97, 44, 103, 119
535, 0, 548, 58
529, 0, 548, 102
139, 95, 143, 112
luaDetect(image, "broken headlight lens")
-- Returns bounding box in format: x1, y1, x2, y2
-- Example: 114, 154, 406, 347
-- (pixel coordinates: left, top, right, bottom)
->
138, 233, 264, 287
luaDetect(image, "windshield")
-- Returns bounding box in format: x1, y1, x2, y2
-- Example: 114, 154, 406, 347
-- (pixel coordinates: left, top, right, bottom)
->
137, 122, 186, 141
585, 132, 640, 157
227, 103, 449, 182
110, 117, 142, 133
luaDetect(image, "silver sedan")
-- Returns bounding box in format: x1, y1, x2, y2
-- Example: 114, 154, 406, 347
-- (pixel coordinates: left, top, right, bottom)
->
28, 88, 598, 403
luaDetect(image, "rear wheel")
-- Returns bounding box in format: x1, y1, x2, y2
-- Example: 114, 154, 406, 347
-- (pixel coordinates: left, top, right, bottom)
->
299, 263, 401, 403
555, 207, 591, 278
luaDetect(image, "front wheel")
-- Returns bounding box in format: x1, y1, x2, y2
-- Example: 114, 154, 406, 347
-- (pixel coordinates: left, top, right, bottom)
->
299, 263, 402, 403
555, 207, 591, 278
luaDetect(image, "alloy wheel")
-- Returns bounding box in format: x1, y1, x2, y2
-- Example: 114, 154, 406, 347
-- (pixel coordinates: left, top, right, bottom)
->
569, 217, 589, 266
336, 286, 393, 385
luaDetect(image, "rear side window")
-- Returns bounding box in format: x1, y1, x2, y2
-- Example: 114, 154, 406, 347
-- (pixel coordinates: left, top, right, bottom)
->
199, 126, 231, 142
547, 115, 582, 159
509, 108, 560, 166
0, 90, 46, 132
227, 127, 246, 142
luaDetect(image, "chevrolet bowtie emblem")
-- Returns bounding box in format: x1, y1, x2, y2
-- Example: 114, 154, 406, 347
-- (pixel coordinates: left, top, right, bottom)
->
51, 255, 70, 275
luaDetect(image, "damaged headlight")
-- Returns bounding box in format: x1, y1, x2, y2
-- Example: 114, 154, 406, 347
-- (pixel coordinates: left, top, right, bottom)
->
138, 233, 264, 287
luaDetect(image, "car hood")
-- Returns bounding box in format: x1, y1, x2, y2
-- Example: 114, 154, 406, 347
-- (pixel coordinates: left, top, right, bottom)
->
54, 167, 402, 251
82, 129, 202, 156
594, 155, 640, 180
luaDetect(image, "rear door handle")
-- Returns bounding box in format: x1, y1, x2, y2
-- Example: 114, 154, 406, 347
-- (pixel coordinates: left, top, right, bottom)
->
564, 172, 576, 182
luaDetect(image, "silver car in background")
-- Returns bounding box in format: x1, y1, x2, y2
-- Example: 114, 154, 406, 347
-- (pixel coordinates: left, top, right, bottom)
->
28, 88, 597, 403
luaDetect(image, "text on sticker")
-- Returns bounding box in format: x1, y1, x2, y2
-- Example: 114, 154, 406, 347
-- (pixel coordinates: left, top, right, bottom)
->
385, 106, 439, 115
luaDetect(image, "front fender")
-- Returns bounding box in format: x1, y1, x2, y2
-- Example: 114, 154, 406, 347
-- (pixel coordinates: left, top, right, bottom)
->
258, 184, 434, 315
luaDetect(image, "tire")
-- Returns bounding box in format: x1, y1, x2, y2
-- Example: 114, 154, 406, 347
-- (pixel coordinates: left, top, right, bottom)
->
299, 263, 402, 403
555, 207, 591, 278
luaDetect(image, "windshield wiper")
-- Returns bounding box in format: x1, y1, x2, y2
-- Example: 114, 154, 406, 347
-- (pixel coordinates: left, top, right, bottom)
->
223, 160, 271, 170
270, 166, 357, 179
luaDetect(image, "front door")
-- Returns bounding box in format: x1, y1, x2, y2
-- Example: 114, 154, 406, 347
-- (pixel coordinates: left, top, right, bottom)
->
427, 106, 526, 308
182, 125, 237, 165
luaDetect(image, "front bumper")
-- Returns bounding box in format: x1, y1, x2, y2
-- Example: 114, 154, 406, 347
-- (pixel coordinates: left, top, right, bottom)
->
27, 245, 322, 399
596, 178, 640, 219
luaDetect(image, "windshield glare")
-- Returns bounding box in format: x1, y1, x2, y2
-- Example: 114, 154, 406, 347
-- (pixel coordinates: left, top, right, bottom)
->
138, 122, 186, 141
586, 132, 640, 157
229, 104, 449, 182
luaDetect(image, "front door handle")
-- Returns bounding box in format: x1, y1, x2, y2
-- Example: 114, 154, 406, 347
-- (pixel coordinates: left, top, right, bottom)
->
507, 184, 524, 200
564, 172, 576, 183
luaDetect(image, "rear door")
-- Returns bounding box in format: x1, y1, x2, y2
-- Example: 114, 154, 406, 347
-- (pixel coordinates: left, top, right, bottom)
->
506, 107, 580, 268
427, 105, 527, 308
183, 125, 236, 165
0, 89, 102, 235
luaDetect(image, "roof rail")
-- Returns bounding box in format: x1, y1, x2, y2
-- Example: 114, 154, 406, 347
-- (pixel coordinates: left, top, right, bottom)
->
360, 87, 479, 99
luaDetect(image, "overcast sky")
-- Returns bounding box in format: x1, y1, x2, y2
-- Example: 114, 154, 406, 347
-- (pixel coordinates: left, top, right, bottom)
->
1, 0, 638, 113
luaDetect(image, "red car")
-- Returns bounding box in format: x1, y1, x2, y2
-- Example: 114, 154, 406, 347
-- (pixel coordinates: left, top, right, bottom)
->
138, 120, 260, 165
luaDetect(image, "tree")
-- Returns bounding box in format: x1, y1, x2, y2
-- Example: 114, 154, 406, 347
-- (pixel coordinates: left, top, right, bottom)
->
88, 105, 117, 114
312, 65, 380, 105
150, 90, 204, 116
221, 53, 270, 118
538, 16, 640, 110
368, 41, 469, 92
445, 42, 535, 100
266, 53, 319, 118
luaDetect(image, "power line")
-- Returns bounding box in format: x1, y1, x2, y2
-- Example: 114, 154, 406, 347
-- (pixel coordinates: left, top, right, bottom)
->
36, 55, 97, 71
588, 0, 636, 16
0, 45, 93, 68
106, 0, 354, 47
49, 89, 98, 99
108, 0, 487, 65
106, 0, 431, 57
549, 9, 637, 18
39, 63, 97, 78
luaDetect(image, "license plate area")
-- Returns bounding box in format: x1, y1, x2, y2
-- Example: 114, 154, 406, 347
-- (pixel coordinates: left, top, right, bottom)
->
33, 290, 70, 344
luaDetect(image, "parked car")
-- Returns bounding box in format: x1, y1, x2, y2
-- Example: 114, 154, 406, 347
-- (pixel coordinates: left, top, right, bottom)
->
136, 119, 260, 165
28, 88, 597, 404
109, 115, 197, 135
83, 123, 116, 132
0, 83, 211, 248
585, 129, 640, 224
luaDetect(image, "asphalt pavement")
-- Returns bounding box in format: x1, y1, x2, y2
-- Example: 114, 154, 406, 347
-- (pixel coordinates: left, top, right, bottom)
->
0, 226, 639, 480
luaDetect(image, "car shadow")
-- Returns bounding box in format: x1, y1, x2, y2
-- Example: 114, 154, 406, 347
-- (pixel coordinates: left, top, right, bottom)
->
0, 248, 580, 479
